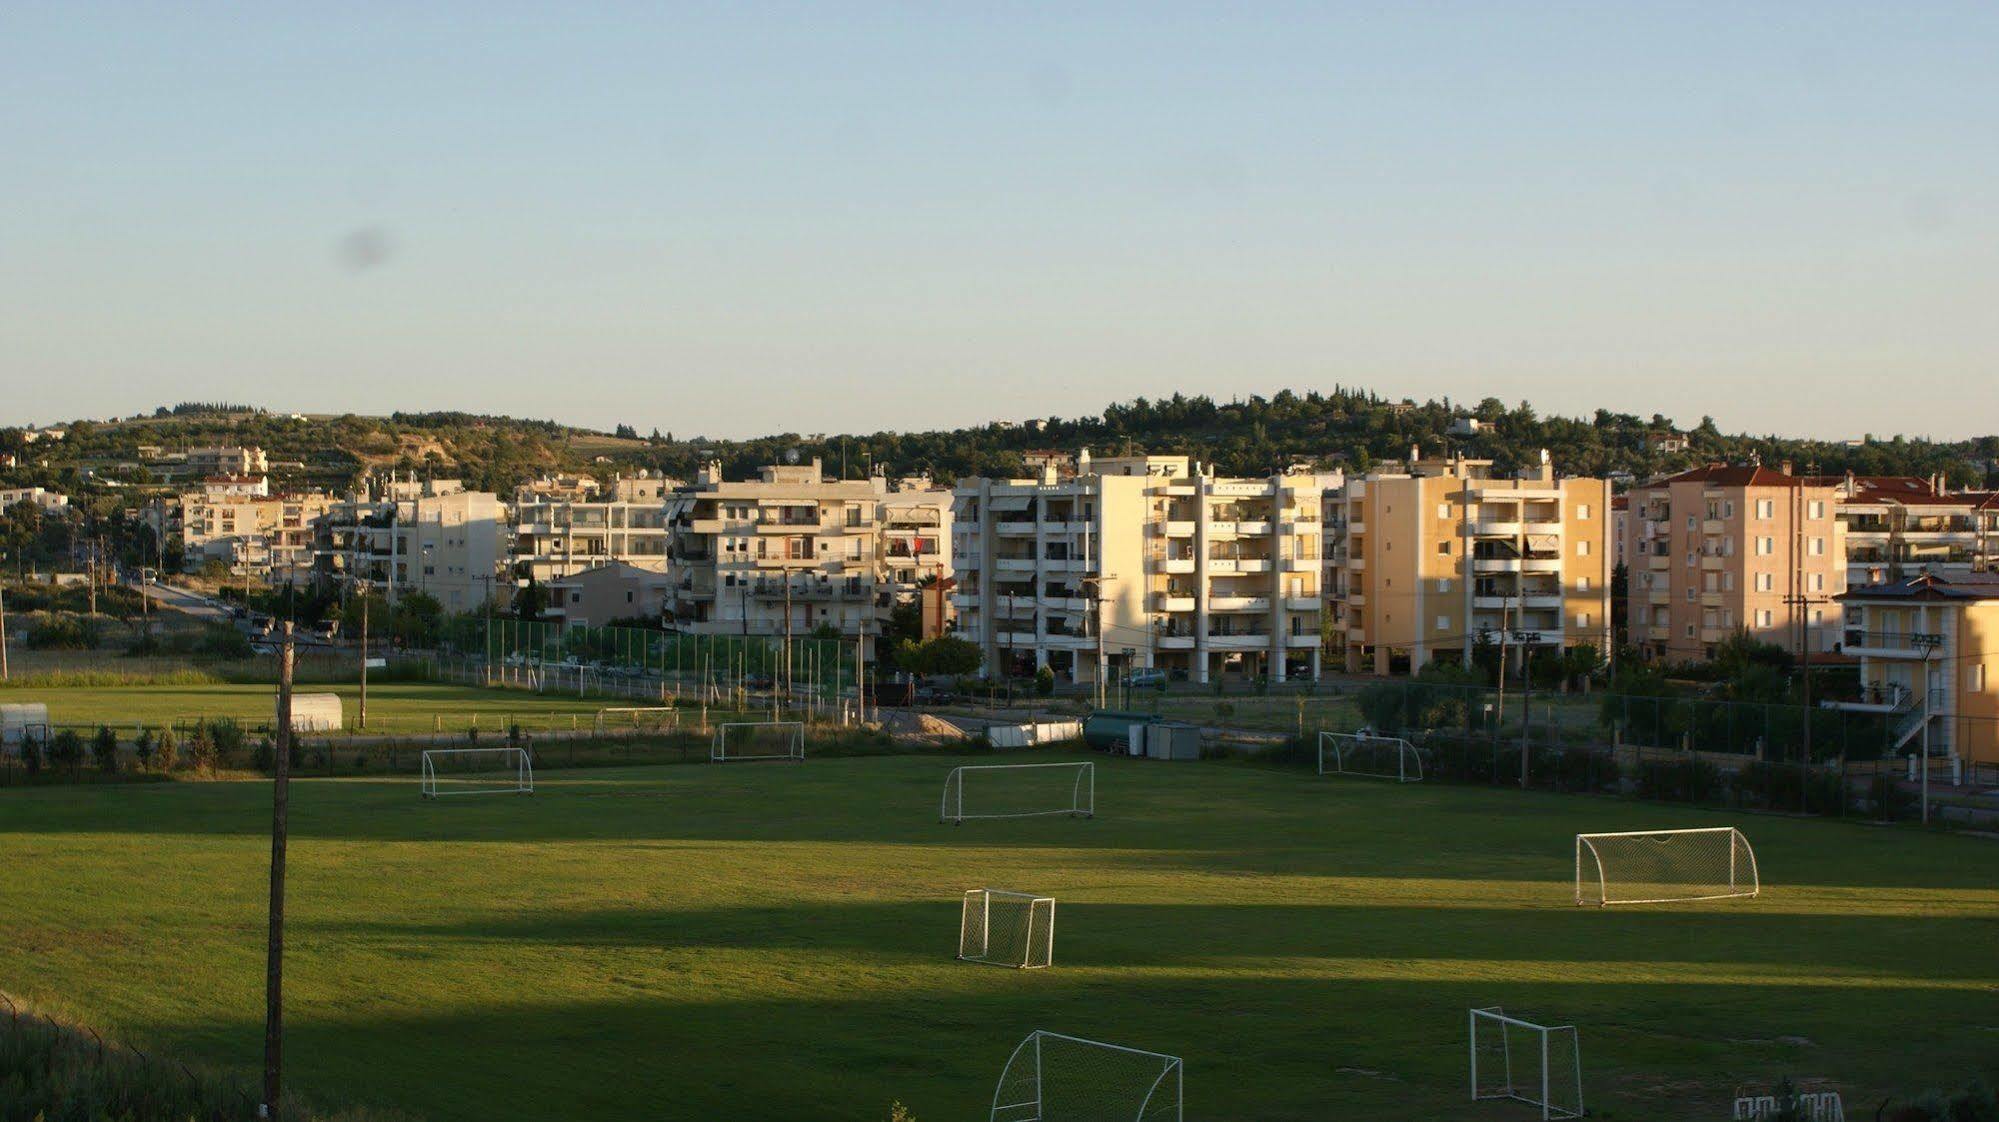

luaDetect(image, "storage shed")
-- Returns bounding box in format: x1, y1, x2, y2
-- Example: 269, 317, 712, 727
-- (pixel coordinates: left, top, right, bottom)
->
1, 702, 51, 753
281, 693, 345, 733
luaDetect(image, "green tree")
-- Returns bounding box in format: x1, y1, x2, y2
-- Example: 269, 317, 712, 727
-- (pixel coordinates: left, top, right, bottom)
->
91, 725, 119, 774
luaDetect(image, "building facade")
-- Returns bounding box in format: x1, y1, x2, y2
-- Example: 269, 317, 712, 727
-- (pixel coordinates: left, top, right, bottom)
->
952, 452, 1331, 685
1832, 573, 1999, 768
1329, 452, 1611, 675
1820, 474, 1999, 588
662, 460, 933, 647
311, 479, 506, 613
511, 473, 674, 584
1623, 465, 1846, 661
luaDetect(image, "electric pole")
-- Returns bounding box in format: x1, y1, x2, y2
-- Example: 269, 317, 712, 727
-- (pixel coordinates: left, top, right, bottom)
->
261, 622, 295, 1119
358, 585, 370, 730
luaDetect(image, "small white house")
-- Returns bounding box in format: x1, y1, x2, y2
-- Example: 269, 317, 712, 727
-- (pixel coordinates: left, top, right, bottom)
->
281, 693, 344, 733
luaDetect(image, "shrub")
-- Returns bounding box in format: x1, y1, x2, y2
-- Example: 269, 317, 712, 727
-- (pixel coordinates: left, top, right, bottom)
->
152, 726, 179, 772
186, 723, 218, 773
19, 731, 44, 776
134, 727, 156, 769
1034, 666, 1055, 697
208, 718, 246, 761
1551, 746, 1620, 793
1634, 756, 1722, 803
26, 613, 102, 650
92, 725, 120, 773
1737, 760, 1849, 816
194, 624, 254, 659
253, 735, 275, 773
48, 729, 85, 774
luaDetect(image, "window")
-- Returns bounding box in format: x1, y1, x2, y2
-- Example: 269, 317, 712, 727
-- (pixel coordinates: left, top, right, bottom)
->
1810, 573, 1825, 592
1436, 616, 1450, 632
1437, 503, 1451, 521
1577, 503, 1593, 521
1723, 572, 1735, 592
1437, 578, 1452, 593
1755, 571, 1774, 592
1438, 541, 1452, 555
1686, 623, 1696, 638
1809, 500, 1826, 519
1808, 537, 1825, 556
1576, 540, 1592, 557
1577, 576, 1592, 592
1722, 500, 1735, 518
1756, 537, 1775, 556
1575, 612, 1591, 629
1970, 665, 1986, 693
1756, 609, 1774, 628
1755, 499, 1775, 519
1686, 588, 1696, 602
1686, 515, 1697, 531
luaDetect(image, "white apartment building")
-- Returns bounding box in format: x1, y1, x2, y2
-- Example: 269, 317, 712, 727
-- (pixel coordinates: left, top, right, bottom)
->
1818, 474, 1999, 588
511, 472, 675, 584
178, 488, 332, 582
0, 486, 69, 513
312, 479, 506, 613
186, 446, 269, 477
952, 451, 1332, 685
662, 460, 945, 647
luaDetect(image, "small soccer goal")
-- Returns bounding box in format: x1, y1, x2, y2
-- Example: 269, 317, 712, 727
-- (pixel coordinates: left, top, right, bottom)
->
940, 761, 1094, 824
958, 889, 1056, 970
1470, 1006, 1583, 1120
594, 706, 679, 735
710, 720, 805, 762
1317, 731, 1422, 782
421, 747, 534, 799
1575, 826, 1759, 906
991, 1030, 1182, 1122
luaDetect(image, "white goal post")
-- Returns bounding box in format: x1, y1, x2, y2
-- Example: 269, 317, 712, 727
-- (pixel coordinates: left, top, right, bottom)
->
710, 720, 805, 762
594, 706, 679, 735
1317, 731, 1422, 782
1470, 1006, 1583, 1120
421, 747, 534, 799
1574, 826, 1759, 906
958, 889, 1055, 969
991, 1030, 1182, 1122
941, 761, 1095, 824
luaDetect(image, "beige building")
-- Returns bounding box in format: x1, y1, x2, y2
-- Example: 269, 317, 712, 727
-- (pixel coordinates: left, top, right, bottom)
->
1832, 573, 1999, 768
662, 460, 946, 647
1330, 451, 1612, 675
511, 472, 675, 584
953, 451, 1331, 685
1623, 465, 1845, 661
180, 490, 333, 582
547, 560, 674, 629
311, 479, 506, 613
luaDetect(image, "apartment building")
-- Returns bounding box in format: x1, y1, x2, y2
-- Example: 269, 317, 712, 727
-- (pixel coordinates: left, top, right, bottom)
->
953, 451, 1331, 685
546, 560, 675, 629
311, 479, 506, 613
880, 483, 953, 592
511, 472, 674, 584
1622, 464, 1845, 661
186, 446, 269, 477
1818, 474, 1999, 587
1330, 452, 1611, 675
662, 460, 936, 647
1831, 573, 1999, 768
0, 486, 69, 513
180, 489, 334, 581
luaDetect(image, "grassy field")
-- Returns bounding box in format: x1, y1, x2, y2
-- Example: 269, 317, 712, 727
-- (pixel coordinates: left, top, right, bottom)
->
0, 679, 667, 738
2, 750, 1994, 1120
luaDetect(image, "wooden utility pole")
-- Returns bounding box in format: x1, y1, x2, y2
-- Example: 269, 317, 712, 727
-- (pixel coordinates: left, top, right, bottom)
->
0, 570, 10, 682
262, 622, 296, 1118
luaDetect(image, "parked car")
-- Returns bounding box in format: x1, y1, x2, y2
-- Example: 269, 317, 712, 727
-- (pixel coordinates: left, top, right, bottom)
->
1124, 669, 1168, 689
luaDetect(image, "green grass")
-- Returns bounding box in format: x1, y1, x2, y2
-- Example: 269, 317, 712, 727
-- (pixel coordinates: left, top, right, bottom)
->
2, 751, 1994, 1120
0, 680, 651, 738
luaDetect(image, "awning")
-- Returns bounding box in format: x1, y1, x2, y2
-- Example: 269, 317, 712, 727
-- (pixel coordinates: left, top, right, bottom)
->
988, 496, 1032, 512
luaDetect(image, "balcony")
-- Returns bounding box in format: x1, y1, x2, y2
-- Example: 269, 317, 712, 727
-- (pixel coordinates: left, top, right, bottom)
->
1700, 591, 1724, 607
1158, 634, 1196, 650
995, 521, 1037, 536
1208, 559, 1240, 576
1154, 594, 1196, 613
1156, 557, 1197, 575
1153, 521, 1196, 538
1473, 558, 1523, 574
1210, 596, 1271, 613
1208, 633, 1273, 650
1647, 589, 1670, 605
1236, 520, 1273, 536
1700, 554, 1725, 571
1645, 625, 1670, 641
1234, 558, 1274, 573
995, 558, 1037, 573
1283, 596, 1320, 612
1647, 554, 1671, 571
1825, 682, 1914, 714
1702, 519, 1726, 535
1207, 520, 1239, 537
1467, 520, 1522, 536
1346, 592, 1367, 607
1041, 595, 1088, 611
1841, 630, 1945, 659
1282, 556, 1317, 572
1348, 520, 1367, 536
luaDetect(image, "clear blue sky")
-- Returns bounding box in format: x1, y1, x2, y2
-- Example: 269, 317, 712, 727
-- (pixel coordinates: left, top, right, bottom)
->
3, 4, 1994, 439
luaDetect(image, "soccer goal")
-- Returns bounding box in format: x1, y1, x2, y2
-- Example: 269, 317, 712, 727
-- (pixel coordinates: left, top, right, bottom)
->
1574, 826, 1759, 906
991, 1030, 1182, 1122
958, 889, 1056, 970
710, 721, 805, 762
1317, 731, 1422, 782
1470, 1006, 1583, 1120
940, 761, 1094, 824
421, 747, 534, 799
594, 706, 679, 735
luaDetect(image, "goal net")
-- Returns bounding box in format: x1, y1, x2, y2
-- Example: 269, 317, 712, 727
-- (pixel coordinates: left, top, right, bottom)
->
711, 721, 805, 762
958, 889, 1056, 969
941, 762, 1094, 824
595, 706, 679, 735
421, 747, 534, 798
1317, 732, 1422, 782
1575, 827, 1759, 906
1470, 1006, 1583, 1120
991, 1031, 1182, 1122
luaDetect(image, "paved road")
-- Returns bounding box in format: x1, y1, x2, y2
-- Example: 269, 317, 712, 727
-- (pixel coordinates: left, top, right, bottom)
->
129, 581, 233, 623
